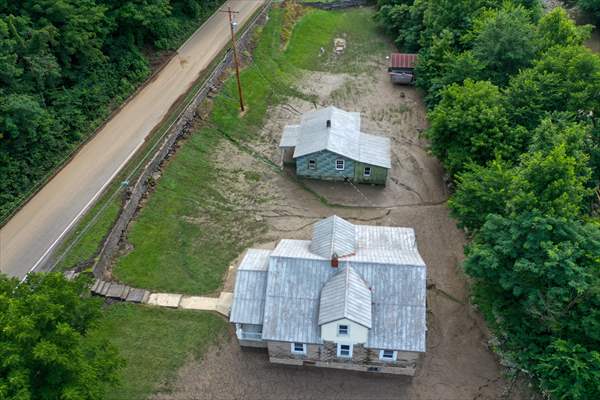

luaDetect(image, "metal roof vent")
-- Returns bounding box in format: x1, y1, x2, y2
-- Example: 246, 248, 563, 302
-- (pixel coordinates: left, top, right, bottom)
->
326, 119, 331, 128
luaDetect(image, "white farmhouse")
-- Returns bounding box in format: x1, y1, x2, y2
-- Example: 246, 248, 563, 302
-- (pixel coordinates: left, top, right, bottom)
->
229, 215, 427, 375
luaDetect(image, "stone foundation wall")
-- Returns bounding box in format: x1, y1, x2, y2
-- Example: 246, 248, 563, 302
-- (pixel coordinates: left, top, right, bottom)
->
267, 341, 320, 360
266, 340, 420, 375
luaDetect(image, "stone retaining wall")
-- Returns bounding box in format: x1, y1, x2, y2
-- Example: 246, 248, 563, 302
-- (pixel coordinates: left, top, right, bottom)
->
303, 0, 370, 10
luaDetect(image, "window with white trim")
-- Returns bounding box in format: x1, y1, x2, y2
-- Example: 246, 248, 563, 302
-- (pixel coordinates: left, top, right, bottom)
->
337, 343, 352, 358
379, 350, 397, 361
308, 159, 316, 170
337, 324, 349, 336
291, 343, 306, 355
335, 159, 345, 170
363, 167, 371, 177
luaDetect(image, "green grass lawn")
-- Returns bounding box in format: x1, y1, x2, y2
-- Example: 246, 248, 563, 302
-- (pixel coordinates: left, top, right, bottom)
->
79, 6, 390, 400
112, 6, 390, 295
87, 303, 228, 400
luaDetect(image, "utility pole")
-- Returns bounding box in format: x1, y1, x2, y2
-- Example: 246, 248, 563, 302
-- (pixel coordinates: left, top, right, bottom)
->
220, 7, 245, 112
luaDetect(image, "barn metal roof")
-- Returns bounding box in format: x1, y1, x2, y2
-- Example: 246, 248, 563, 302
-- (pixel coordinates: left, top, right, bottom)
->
229, 249, 270, 325
237, 216, 427, 352
390, 53, 417, 69
309, 215, 356, 258
280, 125, 300, 148
278, 106, 391, 168
260, 255, 426, 351
318, 266, 373, 328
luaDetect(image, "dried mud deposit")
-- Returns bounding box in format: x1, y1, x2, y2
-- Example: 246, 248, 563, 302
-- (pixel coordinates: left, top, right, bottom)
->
153, 66, 532, 399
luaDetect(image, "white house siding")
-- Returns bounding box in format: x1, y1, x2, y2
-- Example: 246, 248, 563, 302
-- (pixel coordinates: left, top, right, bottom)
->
320, 318, 369, 344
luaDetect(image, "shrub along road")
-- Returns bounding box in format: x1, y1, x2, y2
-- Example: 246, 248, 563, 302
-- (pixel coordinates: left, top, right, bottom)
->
0, 0, 265, 279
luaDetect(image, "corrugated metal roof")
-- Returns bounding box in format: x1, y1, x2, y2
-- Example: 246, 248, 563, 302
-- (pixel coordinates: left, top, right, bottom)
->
318, 266, 372, 328
239, 248, 271, 271
279, 125, 299, 148
390, 53, 417, 69
260, 255, 426, 351
309, 215, 356, 258
278, 106, 391, 168
229, 250, 270, 325
254, 217, 426, 352
359, 133, 392, 169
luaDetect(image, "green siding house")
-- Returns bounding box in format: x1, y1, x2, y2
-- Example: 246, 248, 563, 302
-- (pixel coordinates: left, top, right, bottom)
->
279, 107, 390, 185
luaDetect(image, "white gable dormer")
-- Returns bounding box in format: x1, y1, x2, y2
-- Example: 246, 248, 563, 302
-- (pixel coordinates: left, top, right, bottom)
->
318, 266, 372, 344
321, 318, 369, 344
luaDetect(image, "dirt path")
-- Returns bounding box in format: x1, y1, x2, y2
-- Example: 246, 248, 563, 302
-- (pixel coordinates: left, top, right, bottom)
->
0, 0, 265, 279
152, 67, 532, 400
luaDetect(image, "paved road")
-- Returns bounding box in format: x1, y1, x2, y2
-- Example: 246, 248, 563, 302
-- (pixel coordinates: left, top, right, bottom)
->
0, 0, 265, 278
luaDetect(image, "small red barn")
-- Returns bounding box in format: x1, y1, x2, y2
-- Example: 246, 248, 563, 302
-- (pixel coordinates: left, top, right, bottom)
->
388, 53, 417, 84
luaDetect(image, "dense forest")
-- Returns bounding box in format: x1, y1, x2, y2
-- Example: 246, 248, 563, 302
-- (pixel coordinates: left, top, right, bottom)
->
0, 0, 224, 222
376, 0, 600, 399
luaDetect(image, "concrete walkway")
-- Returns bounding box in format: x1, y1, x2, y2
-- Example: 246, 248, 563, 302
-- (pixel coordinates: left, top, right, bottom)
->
90, 279, 233, 317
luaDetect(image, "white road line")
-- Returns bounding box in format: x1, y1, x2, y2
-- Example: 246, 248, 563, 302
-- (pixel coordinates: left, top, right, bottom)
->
15, 0, 265, 280
24, 139, 146, 280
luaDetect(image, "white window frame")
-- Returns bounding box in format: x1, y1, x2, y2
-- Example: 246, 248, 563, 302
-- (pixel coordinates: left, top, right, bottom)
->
337, 324, 349, 336
379, 350, 397, 362
308, 159, 317, 170
335, 159, 345, 170
363, 167, 372, 177
291, 342, 306, 355
337, 343, 353, 358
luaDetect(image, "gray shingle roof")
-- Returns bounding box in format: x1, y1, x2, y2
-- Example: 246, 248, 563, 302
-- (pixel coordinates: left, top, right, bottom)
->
318, 266, 373, 328
278, 106, 391, 168
229, 249, 270, 325
309, 215, 356, 258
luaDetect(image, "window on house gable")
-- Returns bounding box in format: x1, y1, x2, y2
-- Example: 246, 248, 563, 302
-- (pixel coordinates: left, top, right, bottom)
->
335, 159, 345, 170
308, 159, 316, 170
338, 324, 349, 336
379, 350, 397, 361
364, 167, 371, 177
291, 343, 306, 354
337, 343, 352, 358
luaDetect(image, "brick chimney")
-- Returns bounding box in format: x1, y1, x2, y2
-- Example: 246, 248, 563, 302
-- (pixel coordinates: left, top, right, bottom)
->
331, 253, 339, 268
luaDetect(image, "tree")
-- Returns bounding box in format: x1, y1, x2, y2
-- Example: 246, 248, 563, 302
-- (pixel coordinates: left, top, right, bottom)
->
577, 0, 600, 24
450, 126, 593, 232
512, 143, 593, 219
506, 45, 600, 130
448, 160, 517, 231
537, 7, 591, 52
534, 339, 600, 400
470, 4, 538, 86
464, 213, 600, 399
0, 273, 122, 400
374, 0, 424, 52
427, 79, 518, 176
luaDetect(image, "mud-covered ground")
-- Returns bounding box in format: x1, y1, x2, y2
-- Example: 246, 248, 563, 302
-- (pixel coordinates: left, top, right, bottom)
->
152, 63, 534, 399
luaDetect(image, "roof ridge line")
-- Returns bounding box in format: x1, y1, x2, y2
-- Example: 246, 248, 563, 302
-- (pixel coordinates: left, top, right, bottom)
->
343, 264, 350, 319
330, 216, 337, 257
